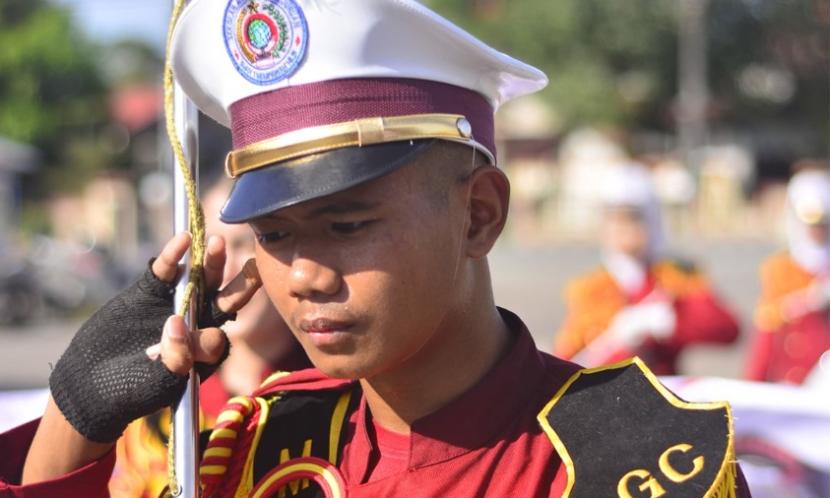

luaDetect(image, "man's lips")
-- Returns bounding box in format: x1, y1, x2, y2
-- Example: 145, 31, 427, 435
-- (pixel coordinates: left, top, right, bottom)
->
299, 318, 354, 334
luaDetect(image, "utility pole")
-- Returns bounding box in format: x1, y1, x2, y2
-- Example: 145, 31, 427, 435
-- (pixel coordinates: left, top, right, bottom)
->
677, 0, 710, 172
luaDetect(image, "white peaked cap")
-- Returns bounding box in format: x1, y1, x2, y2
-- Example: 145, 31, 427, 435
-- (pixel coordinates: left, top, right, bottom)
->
788, 169, 830, 225
170, 0, 549, 127
601, 163, 667, 260
787, 169, 830, 274
600, 163, 659, 209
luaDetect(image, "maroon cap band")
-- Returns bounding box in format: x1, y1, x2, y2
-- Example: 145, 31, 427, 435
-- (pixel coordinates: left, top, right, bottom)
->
229, 78, 496, 156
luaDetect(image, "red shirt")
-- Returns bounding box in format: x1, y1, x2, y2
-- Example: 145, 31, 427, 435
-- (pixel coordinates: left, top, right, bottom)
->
0, 311, 751, 497
332, 311, 578, 496
365, 419, 410, 482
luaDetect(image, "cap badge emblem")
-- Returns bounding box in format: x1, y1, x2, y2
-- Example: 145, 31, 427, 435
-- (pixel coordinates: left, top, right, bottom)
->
223, 0, 308, 85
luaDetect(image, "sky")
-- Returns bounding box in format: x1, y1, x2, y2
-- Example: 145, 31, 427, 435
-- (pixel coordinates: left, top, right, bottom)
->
53, 0, 172, 53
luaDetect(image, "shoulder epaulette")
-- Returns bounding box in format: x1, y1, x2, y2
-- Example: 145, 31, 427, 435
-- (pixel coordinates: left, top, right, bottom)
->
653, 259, 709, 297
538, 358, 737, 498
567, 268, 619, 300
200, 370, 357, 498
660, 256, 699, 274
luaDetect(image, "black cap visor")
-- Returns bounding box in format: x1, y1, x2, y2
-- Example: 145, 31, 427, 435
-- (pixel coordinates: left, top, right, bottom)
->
220, 140, 436, 224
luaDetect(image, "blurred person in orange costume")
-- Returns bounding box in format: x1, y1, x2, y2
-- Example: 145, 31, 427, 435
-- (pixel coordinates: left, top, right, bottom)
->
746, 169, 830, 385
108, 177, 310, 498
554, 164, 740, 374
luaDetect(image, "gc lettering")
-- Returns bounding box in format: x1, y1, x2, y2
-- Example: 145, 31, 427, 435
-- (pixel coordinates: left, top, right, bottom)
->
617, 443, 705, 498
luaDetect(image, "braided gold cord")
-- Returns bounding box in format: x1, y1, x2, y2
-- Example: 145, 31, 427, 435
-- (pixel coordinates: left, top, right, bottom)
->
164, 0, 206, 494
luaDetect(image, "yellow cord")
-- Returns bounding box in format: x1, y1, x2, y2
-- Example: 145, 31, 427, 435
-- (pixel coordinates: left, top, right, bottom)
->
163, 0, 206, 494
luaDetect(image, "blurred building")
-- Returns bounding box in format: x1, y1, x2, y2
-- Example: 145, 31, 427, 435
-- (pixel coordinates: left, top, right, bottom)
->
0, 137, 38, 249
497, 95, 561, 244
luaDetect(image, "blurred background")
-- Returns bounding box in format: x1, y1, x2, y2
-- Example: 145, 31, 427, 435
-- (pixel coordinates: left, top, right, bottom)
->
0, 1, 829, 496
0, 0, 827, 384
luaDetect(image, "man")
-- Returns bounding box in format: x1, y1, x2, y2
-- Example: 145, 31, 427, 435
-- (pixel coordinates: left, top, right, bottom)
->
746, 168, 830, 384
555, 164, 740, 374
1, 1, 749, 497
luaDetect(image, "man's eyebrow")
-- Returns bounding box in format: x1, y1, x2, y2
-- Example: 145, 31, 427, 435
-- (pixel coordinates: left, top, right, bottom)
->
307, 200, 381, 218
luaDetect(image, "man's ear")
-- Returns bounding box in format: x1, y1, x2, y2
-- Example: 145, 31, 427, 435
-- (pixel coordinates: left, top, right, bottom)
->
464, 166, 510, 259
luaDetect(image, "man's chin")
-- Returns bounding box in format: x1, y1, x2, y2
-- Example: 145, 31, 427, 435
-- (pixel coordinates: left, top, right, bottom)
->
310, 356, 375, 380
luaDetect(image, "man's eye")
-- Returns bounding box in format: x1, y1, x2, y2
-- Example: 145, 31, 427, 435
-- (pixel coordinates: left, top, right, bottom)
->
256, 231, 290, 244
331, 220, 374, 235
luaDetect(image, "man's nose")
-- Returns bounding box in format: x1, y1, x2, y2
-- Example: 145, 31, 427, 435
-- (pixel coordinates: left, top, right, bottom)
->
287, 256, 342, 299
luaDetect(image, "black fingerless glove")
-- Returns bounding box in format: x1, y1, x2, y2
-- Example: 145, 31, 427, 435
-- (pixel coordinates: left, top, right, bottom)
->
49, 264, 231, 443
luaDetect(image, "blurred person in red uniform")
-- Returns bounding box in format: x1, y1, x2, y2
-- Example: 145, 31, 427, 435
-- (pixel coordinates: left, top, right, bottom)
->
746, 169, 830, 385
555, 164, 740, 374
109, 177, 310, 498
0, 2, 750, 497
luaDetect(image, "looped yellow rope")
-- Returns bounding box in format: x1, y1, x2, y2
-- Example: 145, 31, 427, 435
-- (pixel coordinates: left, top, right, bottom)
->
163, 0, 206, 494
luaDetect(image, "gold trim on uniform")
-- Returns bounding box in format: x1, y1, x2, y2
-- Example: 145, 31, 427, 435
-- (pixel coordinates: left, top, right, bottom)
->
225, 114, 489, 178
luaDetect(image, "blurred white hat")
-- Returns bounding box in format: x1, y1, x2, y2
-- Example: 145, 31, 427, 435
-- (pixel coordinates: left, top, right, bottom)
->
601, 163, 666, 257
787, 170, 830, 274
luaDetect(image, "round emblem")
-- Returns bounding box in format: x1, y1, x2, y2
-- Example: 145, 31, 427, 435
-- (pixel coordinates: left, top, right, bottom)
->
223, 0, 308, 85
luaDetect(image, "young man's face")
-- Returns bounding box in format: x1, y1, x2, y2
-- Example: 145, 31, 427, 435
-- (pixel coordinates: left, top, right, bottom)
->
602, 207, 650, 260
248, 154, 468, 379
807, 222, 829, 246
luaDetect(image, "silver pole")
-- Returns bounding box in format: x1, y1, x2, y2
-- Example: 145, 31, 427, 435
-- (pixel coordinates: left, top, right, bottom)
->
171, 73, 201, 497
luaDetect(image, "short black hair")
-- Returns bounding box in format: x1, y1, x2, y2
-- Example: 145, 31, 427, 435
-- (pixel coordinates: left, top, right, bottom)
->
416, 141, 489, 209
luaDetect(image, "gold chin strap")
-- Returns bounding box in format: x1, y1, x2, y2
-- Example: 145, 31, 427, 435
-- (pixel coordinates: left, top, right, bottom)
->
225, 113, 490, 178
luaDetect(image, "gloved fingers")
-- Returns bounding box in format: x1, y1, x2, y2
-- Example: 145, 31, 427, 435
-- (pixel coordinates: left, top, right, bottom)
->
215, 258, 262, 314
203, 235, 228, 291
151, 232, 192, 283
159, 315, 194, 376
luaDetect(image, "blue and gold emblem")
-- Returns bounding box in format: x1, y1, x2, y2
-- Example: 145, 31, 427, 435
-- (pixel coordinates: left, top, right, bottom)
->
223, 0, 308, 85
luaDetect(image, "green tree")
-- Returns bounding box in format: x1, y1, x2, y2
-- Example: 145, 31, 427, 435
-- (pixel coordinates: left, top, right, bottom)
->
0, 0, 111, 196
428, 0, 829, 155
427, 0, 678, 129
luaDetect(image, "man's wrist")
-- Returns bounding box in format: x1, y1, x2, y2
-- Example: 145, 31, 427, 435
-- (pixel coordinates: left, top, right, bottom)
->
21, 397, 114, 485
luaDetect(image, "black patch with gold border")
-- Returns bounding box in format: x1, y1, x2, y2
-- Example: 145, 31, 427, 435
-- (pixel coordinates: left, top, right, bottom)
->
538, 358, 735, 498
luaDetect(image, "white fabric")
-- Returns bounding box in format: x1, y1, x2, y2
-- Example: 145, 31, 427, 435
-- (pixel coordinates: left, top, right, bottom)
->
803, 350, 830, 391
0, 389, 48, 433
661, 376, 830, 473
570, 293, 676, 367
603, 251, 648, 296
171, 0, 548, 126
787, 170, 830, 275
606, 297, 676, 348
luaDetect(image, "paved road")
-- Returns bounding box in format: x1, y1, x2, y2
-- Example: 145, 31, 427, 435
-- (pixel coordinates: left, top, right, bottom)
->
0, 238, 777, 389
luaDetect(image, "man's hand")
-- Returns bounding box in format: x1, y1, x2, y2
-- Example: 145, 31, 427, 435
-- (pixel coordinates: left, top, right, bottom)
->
780, 279, 830, 322
144, 232, 263, 377
21, 232, 262, 485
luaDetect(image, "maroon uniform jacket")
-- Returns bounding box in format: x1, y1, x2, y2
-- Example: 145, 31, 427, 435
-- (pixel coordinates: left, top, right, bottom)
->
556, 261, 740, 375
746, 253, 830, 384
0, 311, 750, 497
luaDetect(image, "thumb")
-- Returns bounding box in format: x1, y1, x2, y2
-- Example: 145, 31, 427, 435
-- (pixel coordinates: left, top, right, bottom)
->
160, 315, 194, 376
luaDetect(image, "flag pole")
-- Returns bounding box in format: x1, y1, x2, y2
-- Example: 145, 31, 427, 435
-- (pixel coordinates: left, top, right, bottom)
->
170, 79, 201, 497
167, 0, 201, 495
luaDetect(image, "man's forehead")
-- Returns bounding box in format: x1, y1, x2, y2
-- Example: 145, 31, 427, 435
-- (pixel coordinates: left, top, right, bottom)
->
253, 187, 386, 223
